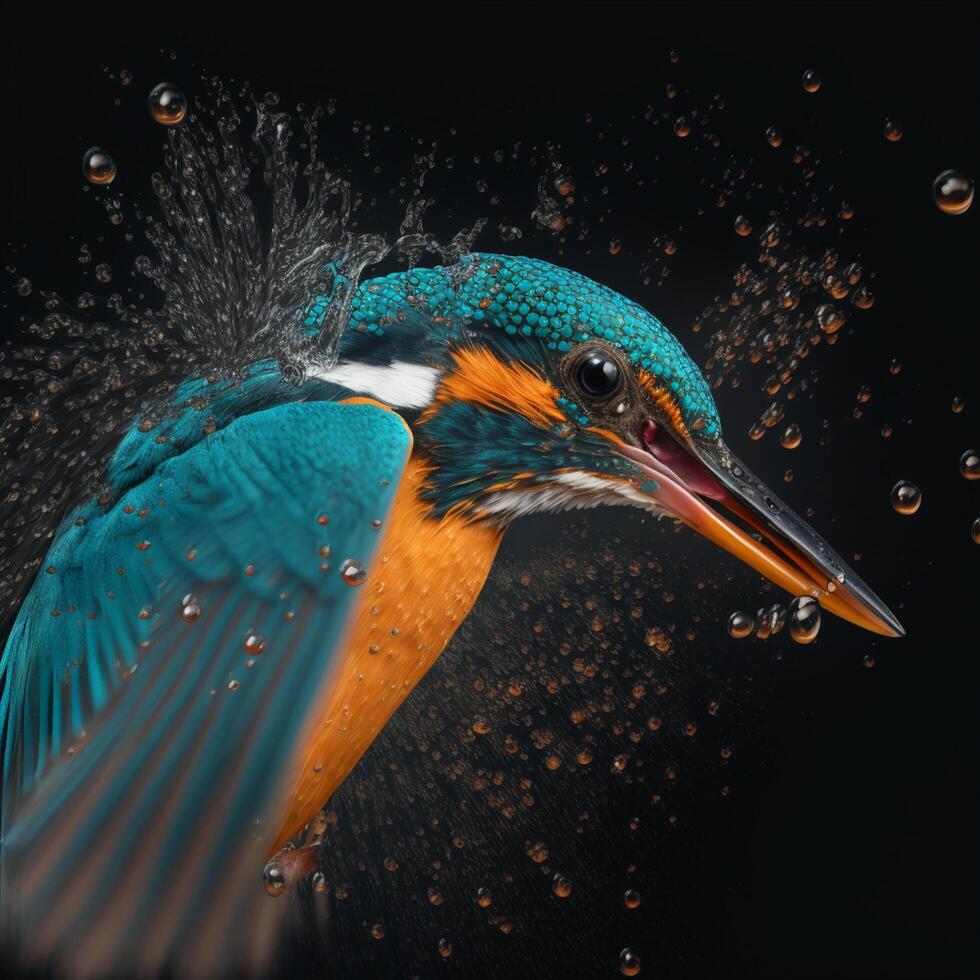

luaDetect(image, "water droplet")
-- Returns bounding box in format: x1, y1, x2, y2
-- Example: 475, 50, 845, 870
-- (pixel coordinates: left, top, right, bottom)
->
780, 424, 802, 449
971, 518, 980, 544
932, 170, 973, 215
16, 277, 32, 296
476, 887, 493, 908
370, 920, 385, 940
619, 947, 642, 976
311, 870, 327, 893
734, 215, 752, 237
527, 840, 549, 863
891, 480, 921, 515
340, 558, 367, 586
263, 860, 286, 897
82, 147, 116, 185
884, 120, 903, 142
437, 938, 453, 958
673, 116, 691, 138
788, 596, 821, 644
148, 83, 187, 126
427, 886, 444, 906
472, 716, 491, 735
952, 396, 965, 414
180, 595, 201, 622
552, 874, 573, 898
119, 69, 133, 86
802, 69, 821, 93
624, 888, 641, 909
765, 126, 783, 148
244, 632, 267, 655
727, 611, 754, 639
960, 449, 979, 480
816, 303, 846, 334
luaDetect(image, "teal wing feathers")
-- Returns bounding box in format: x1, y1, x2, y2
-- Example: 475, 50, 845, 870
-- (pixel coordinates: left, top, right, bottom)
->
0, 399, 411, 977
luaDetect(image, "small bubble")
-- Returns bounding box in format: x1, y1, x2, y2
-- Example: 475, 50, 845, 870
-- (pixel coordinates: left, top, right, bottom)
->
788, 596, 821, 644
437, 938, 453, 958
959, 450, 979, 480
765, 126, 783, 148
971, 518, 980, 544
624, 889, 641, 909
472, 716, 491, 735
340, 558, 367, 586
552, 874, 573, 898
780, 424, 802, 449
476, 887, 493, 908
82, 147, 116, 185
933, 170, 973, 215
619, 947, 642, 976
802, 69, 821, 93
244, 632, 267, 655
673, 117, 691, 138
263, 860, 286, 897
148, 83, 187, 126
952, 396, 965, 414
734, 215, 752, 237
180, 594, 201, 623
727, 611, 754, 639
16, 277, 32, 296
884, 120, 903, 142
891, 480, 921, 515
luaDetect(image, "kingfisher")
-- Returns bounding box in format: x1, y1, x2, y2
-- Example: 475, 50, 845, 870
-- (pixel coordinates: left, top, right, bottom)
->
0, 253, 902, 977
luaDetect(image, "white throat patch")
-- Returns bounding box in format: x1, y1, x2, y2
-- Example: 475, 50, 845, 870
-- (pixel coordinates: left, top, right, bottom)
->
474, 470, 668, 526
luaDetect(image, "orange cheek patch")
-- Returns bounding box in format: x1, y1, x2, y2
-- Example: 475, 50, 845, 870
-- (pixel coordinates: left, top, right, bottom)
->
421, 346, 565, 429
637, 371, 688, 439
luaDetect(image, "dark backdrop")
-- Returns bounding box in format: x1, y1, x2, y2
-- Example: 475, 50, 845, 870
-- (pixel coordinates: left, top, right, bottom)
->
2, 6, 978, 979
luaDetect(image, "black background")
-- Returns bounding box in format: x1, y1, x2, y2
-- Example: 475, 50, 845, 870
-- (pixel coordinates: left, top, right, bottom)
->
2, 6, 979, 978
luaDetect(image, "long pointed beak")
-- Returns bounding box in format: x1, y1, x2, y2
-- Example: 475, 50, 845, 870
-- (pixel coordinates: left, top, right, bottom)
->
618, 427, 904, 638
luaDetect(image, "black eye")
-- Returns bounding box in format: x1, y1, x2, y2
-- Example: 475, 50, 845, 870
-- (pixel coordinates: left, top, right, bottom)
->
577, 354, 620, 397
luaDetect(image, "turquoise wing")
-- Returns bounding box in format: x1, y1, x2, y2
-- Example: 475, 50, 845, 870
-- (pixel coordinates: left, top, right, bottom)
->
0, 399, 411, 977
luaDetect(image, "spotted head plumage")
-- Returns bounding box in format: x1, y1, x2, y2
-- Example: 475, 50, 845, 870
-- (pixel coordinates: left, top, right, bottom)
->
309, 251, 902, 638
308, 253, 722, 523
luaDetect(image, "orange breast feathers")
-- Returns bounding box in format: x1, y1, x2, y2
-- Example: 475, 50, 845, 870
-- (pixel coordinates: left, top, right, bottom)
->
272, 454, 503, 850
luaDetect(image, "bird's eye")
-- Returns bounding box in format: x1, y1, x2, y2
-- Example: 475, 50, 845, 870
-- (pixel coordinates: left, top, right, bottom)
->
577, 354, 620, 398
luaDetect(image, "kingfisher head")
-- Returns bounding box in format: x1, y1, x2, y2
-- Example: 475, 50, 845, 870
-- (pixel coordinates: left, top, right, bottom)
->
321, 252, 902, 638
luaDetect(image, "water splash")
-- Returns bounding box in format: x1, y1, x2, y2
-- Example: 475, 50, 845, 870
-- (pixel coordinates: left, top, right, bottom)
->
0, 81, 481, 632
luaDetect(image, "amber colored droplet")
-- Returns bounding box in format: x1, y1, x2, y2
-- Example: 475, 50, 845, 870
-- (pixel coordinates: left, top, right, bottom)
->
932, 169, 973, 215
624, 888, 641, 909
960, 449, 980, 480
673, 117, 691, 138
552, 874, 573, 898
884, 120, 903, 142
619, 947, 642, 976
802, 69, 821, 93
243, 632, 267, 655
734, 215, 752, 237
476, 887, 493, 908
82, 147, 117, 185
788, 596, 821, 643
891, 480, 921, 515
727, 611, 754, 639
147, 83, 187, 126
765, 126, 783, 148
